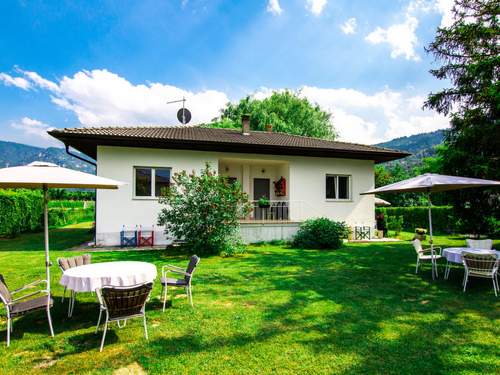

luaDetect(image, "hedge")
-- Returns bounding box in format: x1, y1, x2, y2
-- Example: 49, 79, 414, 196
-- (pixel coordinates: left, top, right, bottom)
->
0, 190, 44, 237
0, 190, 95, 237
48, 200, 95, 209
48, 207, 94, 227
376, 206, 457, 233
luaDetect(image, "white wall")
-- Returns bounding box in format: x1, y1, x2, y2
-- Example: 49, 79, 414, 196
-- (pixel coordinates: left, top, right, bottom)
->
96, 146, 218, 246
95, 146, 375, 245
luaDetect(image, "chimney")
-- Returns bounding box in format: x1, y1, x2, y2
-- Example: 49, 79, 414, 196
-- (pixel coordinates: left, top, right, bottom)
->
241, 114, 250, 135
265, 124, 273, 132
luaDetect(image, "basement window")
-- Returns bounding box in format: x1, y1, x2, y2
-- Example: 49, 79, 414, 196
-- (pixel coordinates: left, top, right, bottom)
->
326, 174, 351, 200
134, 167, 171, 198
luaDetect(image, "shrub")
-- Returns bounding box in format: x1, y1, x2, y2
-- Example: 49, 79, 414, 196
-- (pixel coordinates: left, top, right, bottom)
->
158, 164, 252, 256
292, 218, 349, 249
376, 206, 457, 233
0, 189, 44, 237
386, 215, 404, 235
48, 207, 94, 227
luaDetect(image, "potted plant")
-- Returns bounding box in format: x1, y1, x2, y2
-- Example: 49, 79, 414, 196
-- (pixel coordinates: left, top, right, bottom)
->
257, 196, 271, 208
414, 228, 427, 240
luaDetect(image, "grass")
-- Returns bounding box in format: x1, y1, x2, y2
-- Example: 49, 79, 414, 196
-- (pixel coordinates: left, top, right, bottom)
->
0, 223, 498, 374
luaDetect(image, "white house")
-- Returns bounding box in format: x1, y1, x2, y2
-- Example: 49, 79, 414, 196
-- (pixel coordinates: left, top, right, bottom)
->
49, 119, 408, 246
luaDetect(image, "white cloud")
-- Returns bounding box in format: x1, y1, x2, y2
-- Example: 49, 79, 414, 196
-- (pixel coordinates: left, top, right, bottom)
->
298, 86, 449, 143
0, 73, 31, 90
340, 18, 357, 35
365, 12, 420, 61
251, 86, 448, 144
267, 0, 283, 16
434, 0, 455, 27
10, 117, 58, 146
1, 69, 229, 126
305, 0, 327, 16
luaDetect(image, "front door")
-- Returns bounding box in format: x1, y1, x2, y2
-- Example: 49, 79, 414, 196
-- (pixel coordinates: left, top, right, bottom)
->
253, 178, 270, 200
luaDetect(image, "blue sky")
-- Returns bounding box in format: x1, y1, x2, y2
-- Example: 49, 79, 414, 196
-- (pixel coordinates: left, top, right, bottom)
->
0, 0, 453, 147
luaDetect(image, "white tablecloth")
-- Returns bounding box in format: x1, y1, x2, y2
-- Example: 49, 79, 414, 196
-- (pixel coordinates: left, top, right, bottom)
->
60, 261, 157, 292
442, 247, 500, 264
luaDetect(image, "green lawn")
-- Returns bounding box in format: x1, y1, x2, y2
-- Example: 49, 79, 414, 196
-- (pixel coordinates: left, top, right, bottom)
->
0, 225, 498, 374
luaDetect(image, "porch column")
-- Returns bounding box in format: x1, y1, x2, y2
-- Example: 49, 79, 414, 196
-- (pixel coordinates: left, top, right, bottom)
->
242, 164, 251, 196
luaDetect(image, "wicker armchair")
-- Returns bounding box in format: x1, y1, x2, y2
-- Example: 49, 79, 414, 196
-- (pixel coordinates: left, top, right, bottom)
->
57, 254, 91, 317
161, 255, 200, 311
0, 274, 54, 347
412, 239, 442, 280
462, 252, 499, 296
466, 239, 493, 250
95, 282, 153, 352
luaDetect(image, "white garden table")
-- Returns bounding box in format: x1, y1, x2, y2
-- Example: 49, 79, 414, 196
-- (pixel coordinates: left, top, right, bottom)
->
442, 247, 499, 280
60, 261, 157, 317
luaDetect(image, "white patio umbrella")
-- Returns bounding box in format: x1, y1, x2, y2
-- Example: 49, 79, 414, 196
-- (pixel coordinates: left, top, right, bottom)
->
375, 197, 391, 206
361, 173, 500, 245
0, 161, 125, 304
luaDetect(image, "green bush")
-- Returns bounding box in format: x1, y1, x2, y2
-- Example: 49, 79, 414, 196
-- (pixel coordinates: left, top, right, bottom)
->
0, 189, 44, 237
292, 218, 349, 249
158, 164, 252, 256
48, 207, 94, 227
386, 215, 403, 235
376, 206, 457, 233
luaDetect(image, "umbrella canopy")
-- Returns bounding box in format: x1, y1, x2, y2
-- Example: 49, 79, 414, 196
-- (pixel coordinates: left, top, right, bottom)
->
374, 197, 391, 206
362, 173, 500, 254
0, 161, 123, 189
361, 173, 500, 195
0, 161, 125, 316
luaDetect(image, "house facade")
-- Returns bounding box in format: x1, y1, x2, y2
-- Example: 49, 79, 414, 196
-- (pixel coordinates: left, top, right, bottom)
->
49, 122, 408, 246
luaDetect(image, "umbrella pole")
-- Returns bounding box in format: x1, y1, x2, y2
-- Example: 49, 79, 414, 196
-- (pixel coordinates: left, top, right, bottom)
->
43, 185, 50, 298
427, 190, 433, 247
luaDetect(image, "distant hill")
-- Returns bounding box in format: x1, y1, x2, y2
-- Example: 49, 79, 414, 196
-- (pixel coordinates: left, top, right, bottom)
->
0, 140, 95, 173
375, 129, 445, 169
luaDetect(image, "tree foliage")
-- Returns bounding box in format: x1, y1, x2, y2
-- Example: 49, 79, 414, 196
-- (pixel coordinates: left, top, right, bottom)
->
208, 90, 336, 140
425, 0, 499, 235
157, 164, 252, 256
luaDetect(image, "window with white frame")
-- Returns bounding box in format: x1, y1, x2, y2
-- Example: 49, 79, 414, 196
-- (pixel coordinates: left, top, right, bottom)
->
326, 174, 351, 200
134, 167, 171, 198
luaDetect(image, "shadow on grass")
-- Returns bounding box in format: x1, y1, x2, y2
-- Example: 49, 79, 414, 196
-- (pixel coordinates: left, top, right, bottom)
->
138, 242, 499, 373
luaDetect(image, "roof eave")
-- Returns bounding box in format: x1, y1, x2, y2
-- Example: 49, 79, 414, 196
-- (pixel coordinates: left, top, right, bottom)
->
48, 131, 410, 164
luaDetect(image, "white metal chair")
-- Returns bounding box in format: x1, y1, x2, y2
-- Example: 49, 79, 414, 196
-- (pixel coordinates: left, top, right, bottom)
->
412, 239, 442, 280
466, 239, 493, 250
0, 274, 54, 347
160, 255, 200, 311
95, 282, 153, 352
462, 252, 499, 296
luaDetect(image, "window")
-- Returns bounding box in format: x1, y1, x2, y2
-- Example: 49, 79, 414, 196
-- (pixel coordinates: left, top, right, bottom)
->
326, 175, 351, 200
134, 167, 171, 198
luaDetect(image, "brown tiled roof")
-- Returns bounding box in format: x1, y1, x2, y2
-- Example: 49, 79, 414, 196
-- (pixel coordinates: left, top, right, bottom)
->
48, 125, 410, 163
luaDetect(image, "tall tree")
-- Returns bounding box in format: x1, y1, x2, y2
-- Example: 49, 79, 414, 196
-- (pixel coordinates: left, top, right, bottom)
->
425, 0, 499, 235
209, 90, 336, 140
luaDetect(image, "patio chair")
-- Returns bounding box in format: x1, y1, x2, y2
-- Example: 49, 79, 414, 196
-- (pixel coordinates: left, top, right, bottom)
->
462, 252, 499, 297
466, 239, 493, 250
0, 274, 54, 347
57, 253, 91, 316
95, 282, 153, 352
160, 255, 200, 311
412, 239, 442, 280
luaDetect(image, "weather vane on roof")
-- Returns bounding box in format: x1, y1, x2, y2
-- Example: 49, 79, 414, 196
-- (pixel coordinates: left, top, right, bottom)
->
167, 96, 192, 125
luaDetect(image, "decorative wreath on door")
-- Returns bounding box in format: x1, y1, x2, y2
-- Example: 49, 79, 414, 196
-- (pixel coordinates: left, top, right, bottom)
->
273, 176, 287, 197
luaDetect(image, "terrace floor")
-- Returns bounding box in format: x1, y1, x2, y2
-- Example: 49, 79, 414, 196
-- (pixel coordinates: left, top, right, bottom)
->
0, 224, 498, 374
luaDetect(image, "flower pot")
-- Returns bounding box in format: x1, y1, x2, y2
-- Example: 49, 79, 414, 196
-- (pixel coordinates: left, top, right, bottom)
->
414, 233, 426, 241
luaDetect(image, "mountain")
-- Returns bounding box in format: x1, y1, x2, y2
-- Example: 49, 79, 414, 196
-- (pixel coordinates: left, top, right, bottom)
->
375, 129, 445, 169
0, 140, 95, 173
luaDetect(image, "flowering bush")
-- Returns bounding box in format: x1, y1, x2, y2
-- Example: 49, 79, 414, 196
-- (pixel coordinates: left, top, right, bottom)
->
158, 164, 252, 256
